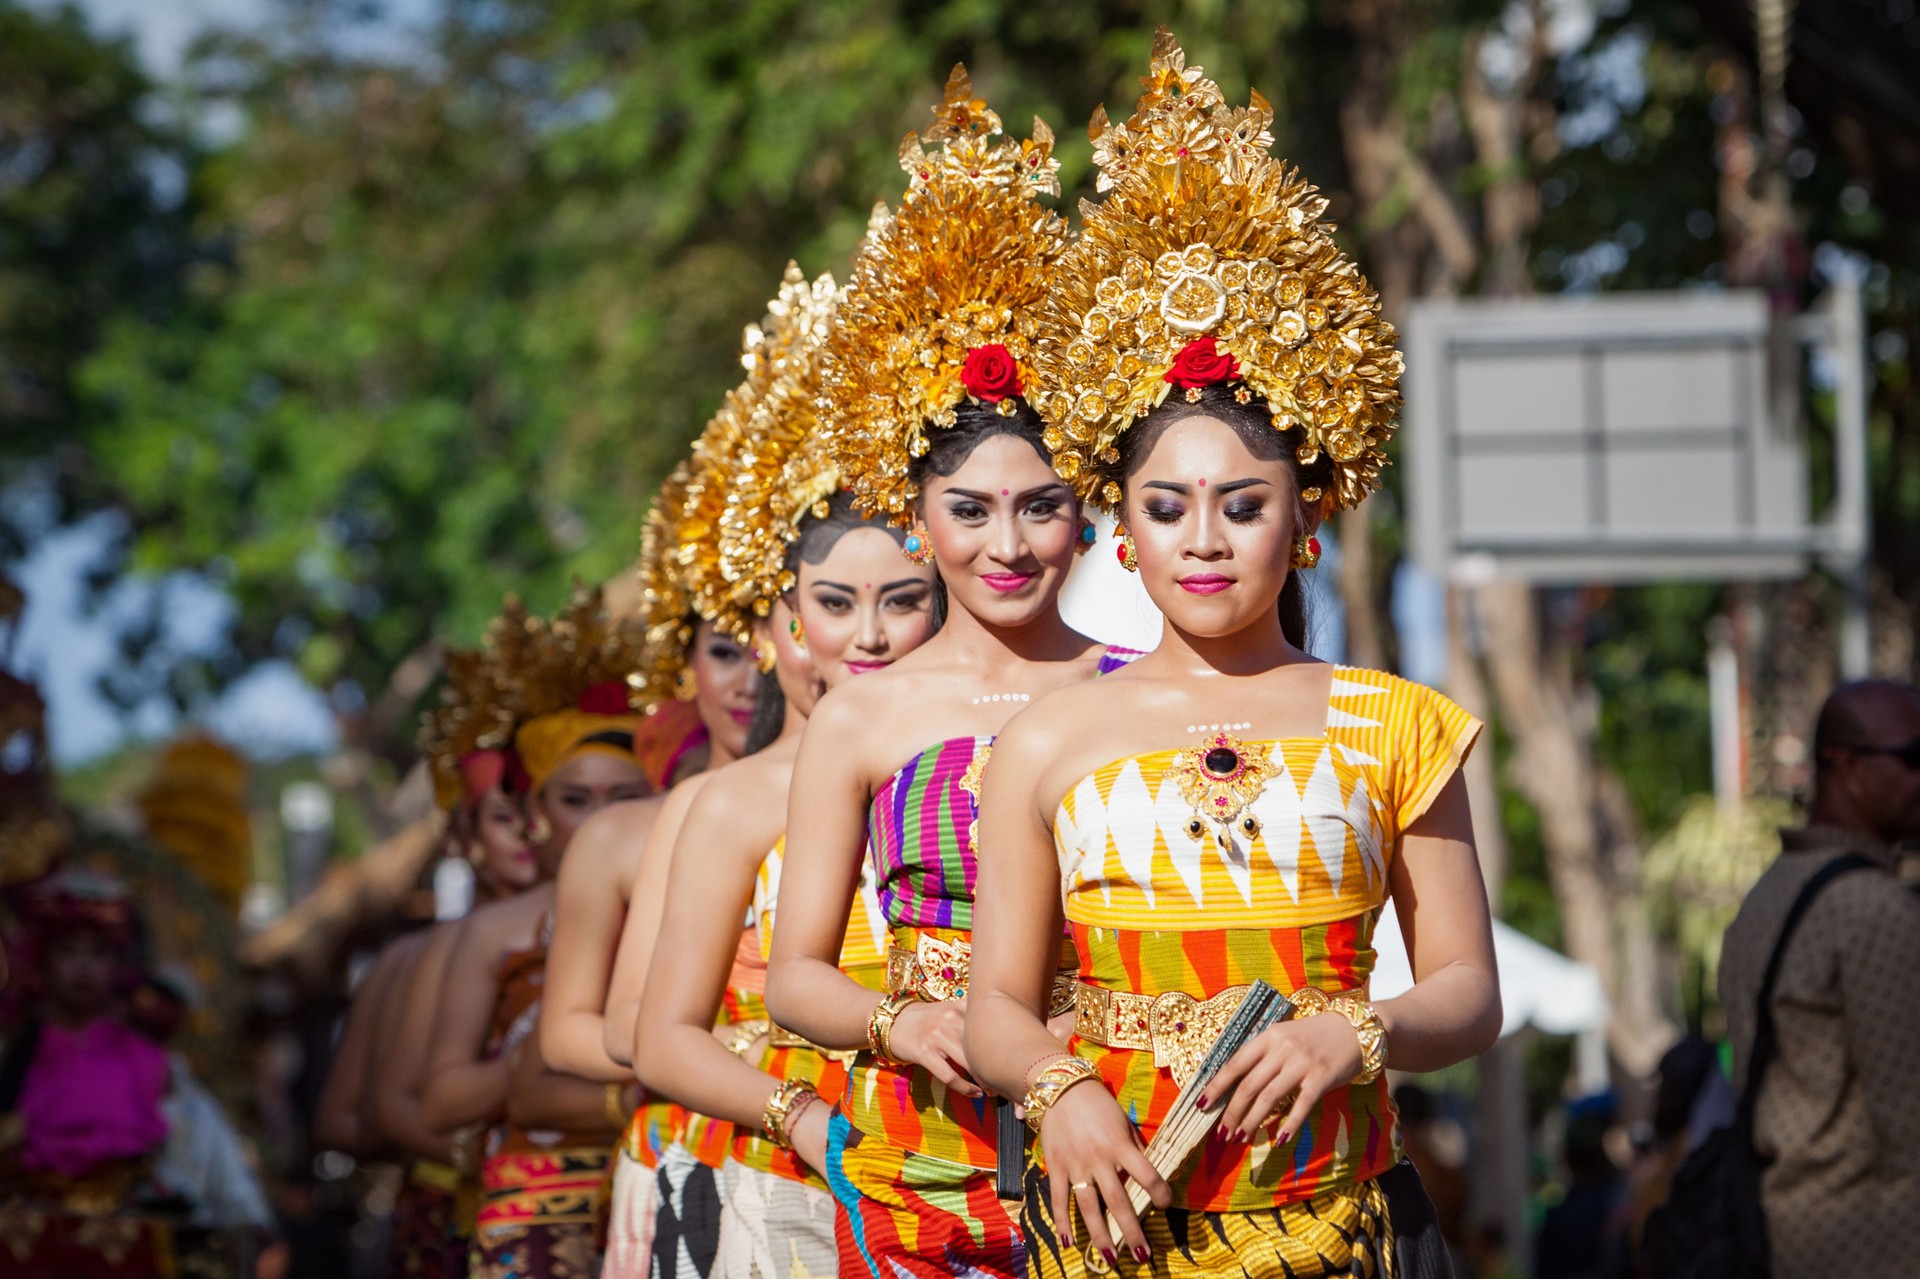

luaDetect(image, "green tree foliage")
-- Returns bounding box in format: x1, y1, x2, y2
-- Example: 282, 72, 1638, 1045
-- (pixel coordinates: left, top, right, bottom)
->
0, 1, 194, 552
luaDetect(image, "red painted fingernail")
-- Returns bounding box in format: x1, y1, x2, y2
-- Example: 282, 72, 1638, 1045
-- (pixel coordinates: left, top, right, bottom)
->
1102, 1248, 1117, 1266
1236, 1128, 1250, 1142
1216, 1124, 1230, 1141
1277, 1128, 1292, 1145
1196, 1093, 1209, 1109
1134, 1246, 1151, 1263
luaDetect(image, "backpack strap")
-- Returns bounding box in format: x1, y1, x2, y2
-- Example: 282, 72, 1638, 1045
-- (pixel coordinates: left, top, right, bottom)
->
1737, 852, 1875, 1124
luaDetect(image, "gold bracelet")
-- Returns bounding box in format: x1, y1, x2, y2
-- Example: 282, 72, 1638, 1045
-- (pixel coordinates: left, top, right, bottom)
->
726, 1018, 772, 1059
1021, 1056, 1100, 1134
761, 1080, 820, 1150
1326, 994, 1388, 1085
866, 992, 919, 1066
602, 1075, 625, 1129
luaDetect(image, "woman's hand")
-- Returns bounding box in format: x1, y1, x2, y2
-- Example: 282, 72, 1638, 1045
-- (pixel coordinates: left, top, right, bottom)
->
885, 1000, 982, 1097
1201, 1012, 1363, 1146
1039, 1080, 1170, 1265
788, 1097, 832, 1175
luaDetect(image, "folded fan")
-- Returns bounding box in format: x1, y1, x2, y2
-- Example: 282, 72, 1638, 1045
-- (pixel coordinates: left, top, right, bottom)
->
1092, 981, 1294, 1262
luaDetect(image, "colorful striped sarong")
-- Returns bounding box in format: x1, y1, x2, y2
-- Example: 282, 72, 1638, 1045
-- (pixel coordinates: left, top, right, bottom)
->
826, 1110, 1024, 1279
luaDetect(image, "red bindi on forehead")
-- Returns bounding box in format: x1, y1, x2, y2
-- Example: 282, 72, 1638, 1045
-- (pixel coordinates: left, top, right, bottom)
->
1197, 477, 1207, 487
1001, 489, 1010, 496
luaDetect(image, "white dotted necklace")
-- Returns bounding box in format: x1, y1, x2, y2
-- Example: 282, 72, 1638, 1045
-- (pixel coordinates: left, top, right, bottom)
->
970, 692, 1032, 706
1186, 721, 1253, 734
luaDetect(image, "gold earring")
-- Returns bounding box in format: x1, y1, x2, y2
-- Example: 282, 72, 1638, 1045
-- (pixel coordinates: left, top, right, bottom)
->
1115, 524, 1138, 573
902, 520, 933, 566
1291, 534, 1322, 569
527, 811, 552, 846
1073, 518, 1097, 556
788, 617, 807, 649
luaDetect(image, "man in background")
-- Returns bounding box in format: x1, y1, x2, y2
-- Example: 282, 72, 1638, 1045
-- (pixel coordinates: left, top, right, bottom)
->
1719, 679, 1920, 1278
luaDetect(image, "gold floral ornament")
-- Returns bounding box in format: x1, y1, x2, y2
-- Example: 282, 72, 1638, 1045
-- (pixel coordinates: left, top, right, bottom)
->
419, 596, 530, 810
822, 64, 1067, 524
632, 459, 700, 708
491, 584, 650, 733
713, 263, 844, 644
1030, 28, 1403, 513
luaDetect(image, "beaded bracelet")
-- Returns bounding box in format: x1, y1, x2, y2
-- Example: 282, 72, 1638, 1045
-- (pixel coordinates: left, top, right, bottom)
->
1326, 994, 1388, 1085
761, 1080, 820, 1150
1021, 1056, 1100, 1134
866, 992, 919, 1066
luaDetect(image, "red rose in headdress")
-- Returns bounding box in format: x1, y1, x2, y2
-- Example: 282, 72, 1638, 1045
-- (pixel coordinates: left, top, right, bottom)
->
1164, 336, 1241, 388
961, 344, 1024, 402
578, 681, 632, 716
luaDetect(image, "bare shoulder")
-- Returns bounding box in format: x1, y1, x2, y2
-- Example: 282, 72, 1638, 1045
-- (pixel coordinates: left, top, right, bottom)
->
559, 796, 664, 897
465, 883, 553, 949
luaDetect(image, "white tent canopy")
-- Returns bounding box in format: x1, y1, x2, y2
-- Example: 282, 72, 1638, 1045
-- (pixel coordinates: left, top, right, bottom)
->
1369, 900, 1608, 1039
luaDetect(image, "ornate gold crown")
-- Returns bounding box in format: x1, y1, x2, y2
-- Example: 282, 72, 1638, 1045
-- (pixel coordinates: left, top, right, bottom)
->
822, 66, 1067, 523
714, 263, 843, 642
496, 584, 649, 727
419, 601, 524, 811
632, 459, 699, 708
1030, 30, 1402, 512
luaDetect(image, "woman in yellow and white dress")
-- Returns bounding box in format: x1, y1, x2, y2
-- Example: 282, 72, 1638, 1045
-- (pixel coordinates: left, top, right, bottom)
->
632, 266, 940, 1279
966, 32, 1500, 1279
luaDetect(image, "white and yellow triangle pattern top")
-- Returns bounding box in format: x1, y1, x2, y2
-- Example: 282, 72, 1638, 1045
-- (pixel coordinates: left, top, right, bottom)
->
755, 836, 891, 974
1054, 667, 1481, 932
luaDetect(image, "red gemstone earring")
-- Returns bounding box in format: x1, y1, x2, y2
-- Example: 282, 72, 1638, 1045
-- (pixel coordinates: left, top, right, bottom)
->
1290, 533, 1322, 569
1115, 525, 1139, 573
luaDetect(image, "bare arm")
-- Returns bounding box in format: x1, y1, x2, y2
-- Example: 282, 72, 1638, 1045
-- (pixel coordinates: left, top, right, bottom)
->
314, 935, 414, 1156
602, 776, 708, 1067
766, 692, 978, 1096
506, 1027, 629, 1134
539, 799, 660, 1082
370, 923, 465, 1163
420, 895, 542, 1133
634, 767, 832, 1164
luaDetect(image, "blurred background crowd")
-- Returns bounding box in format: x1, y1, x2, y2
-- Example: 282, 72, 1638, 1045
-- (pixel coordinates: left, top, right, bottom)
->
2, 1, 1917, 1276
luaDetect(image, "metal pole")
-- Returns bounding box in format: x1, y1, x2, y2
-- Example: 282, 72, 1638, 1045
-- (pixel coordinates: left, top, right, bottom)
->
1707, 616, 1743, 815
1828, 277, 1873, 678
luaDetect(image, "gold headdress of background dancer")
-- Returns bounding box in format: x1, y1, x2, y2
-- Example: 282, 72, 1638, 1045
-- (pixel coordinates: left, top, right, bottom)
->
822, 65, 1067, 524
702, 263, 842, 647
1031, 28, 1402, 514
419, 598, 527, 812
447, 586, 649, 797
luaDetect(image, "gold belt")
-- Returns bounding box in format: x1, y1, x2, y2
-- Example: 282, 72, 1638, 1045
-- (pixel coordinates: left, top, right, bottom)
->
886, 935, 1078, 1017
1073, 981, 1333, 1088
411, 1158, 464, 1194
768, 1022, 861, 1064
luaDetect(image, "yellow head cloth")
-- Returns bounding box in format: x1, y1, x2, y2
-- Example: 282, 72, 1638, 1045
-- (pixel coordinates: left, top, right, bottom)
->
514, 688, 642, 795
822, 66, 1067, 524
1030, 29, 1402, 513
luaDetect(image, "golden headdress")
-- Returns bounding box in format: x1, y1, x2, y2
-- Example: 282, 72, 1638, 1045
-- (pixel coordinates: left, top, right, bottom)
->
822, 66, 1067, 523
136, 735, 252, 913
1031, 30, 1402, 512
712, 263, 843, 643
496, 585, 648, 792
418, 599, 526, 811
631, 460, 699, 708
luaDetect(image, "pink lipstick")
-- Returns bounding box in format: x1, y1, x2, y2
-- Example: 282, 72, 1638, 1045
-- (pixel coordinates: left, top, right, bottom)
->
980, 572, 1035, 593
844, 660, 891, 676
1177, 574, 1234, 595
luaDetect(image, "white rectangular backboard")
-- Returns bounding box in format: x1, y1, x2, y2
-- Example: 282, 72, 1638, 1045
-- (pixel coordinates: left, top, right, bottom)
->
1405, 291, 1812, 584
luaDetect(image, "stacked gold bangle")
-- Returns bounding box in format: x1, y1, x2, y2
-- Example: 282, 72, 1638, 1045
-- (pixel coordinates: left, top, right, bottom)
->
1326, 995, 1388, 1085
762, 1080, 820, 1150
603, 1081, 631, 1131
866, 992, 918, 1066
1021, 1056, 1100, 1134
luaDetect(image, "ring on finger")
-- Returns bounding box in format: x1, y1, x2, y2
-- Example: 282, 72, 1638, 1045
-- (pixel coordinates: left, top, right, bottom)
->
1070, 1180, 1093, 1191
